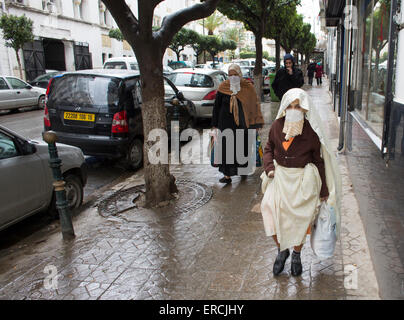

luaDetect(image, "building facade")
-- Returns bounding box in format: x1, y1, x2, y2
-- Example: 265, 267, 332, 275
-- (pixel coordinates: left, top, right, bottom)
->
320, 0, 404, 162
0, 0, 204, 81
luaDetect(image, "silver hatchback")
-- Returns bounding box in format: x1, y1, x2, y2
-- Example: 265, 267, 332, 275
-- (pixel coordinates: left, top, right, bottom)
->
165, 68, 228, 119
0, 76, 46, 111
0, 125, 87, 231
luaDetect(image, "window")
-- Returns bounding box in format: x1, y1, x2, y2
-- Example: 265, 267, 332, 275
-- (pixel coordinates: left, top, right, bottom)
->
168, 73, 214, 88
214, 73, 227, 83
104, 61, 127, 69
48, 75, 121, 112
129, 63, 139, 71
0, 78, 9, 90
358, 0, 390, 138
0, 133, 18, 160
6, 77, 27, 89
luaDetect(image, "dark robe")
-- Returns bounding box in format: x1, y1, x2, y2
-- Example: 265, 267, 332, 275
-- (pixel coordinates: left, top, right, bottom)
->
263, 117, 329, 198
212, 91, 258, 177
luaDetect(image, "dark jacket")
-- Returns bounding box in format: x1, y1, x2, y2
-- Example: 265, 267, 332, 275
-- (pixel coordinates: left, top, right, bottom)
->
271, 67, 304, 100
307, 63, 317, 77
263, 117, 329, 198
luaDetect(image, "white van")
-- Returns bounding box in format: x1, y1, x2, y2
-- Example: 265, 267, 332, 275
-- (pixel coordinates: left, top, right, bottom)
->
103, 57, 139, 70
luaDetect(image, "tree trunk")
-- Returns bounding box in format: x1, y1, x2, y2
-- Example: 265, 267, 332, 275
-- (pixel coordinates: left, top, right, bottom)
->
254, 30, 263, 100
275, 37, 281, 72
15, 49, 23, 79
137, 46, 177, 207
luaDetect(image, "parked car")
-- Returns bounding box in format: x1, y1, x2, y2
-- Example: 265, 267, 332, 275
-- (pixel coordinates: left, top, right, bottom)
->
44, 69, 196, 170
103, 57, 139, 71
168, 61, 194, 70
262, 66, 275, 95
205, 61, 224, 70
240, 66, 254, 82
165, 68, 228, 119
0, 125, 87, 231
29, 71, 62, 89
0, 76, 46, 111
163, 65, 174, 76
194, 64, 207, 69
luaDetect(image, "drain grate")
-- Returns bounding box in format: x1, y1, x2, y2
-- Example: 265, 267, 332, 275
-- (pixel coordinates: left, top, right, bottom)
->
97, 179, 213, 219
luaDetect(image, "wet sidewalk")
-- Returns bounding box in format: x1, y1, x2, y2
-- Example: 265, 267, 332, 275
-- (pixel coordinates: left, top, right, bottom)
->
0, 80, 380, 300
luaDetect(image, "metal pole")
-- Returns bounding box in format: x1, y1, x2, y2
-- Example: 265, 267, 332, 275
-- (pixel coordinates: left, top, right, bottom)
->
43, 131, 75, 240
382, 0, 399, 160
338, 0, 353, 152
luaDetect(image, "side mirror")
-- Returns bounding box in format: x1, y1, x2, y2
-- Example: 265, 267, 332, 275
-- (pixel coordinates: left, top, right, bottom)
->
25, 85, 32, 89
177, 91, 185, 101
22, 141, 36, 155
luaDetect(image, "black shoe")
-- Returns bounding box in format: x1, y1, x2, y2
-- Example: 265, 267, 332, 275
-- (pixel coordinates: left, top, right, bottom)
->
273, 248, 290, 276
219, 177, 232, 184
291, 251, 303, 276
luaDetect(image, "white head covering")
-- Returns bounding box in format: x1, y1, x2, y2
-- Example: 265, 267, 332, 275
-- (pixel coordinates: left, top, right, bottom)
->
276, 88, 342, 238
228, 64, 242, 94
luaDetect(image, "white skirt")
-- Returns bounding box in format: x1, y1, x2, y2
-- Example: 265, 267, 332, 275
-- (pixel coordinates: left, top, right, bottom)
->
260, 163, 322, 251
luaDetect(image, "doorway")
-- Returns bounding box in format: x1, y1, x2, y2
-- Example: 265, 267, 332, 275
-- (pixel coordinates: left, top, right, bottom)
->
43, 38, 66, 71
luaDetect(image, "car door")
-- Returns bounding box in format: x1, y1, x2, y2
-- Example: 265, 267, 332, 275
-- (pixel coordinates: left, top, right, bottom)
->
0, 77, 17, 110
5, 77, 38, 107
0, 130, 47, 228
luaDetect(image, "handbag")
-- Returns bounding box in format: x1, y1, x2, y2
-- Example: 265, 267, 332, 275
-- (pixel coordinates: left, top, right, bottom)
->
256, 133, 263, 167
207, 131, 219, 167
310, 202, 337, 259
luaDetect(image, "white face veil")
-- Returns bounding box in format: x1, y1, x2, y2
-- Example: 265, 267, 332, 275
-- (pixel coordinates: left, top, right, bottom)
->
276, 88, 342, 238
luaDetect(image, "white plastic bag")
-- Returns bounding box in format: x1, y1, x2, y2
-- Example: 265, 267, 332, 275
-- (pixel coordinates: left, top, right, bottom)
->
310, 202, 337, 259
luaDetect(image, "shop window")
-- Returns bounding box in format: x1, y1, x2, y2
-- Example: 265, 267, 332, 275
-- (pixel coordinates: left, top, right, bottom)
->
359, 0, 390, 138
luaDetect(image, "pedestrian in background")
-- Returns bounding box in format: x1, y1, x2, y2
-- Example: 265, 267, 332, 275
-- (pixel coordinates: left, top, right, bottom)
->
315, 62, 323, 86
212, 64, 264, 184
271, 53, 304, 101
260, 88, 341, 277
307, 60, 317, 86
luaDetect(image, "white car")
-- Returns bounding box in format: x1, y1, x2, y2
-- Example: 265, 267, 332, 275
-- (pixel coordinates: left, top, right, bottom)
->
0, 125, 87, 231
0, 76, 46, 111
103, 56, 139, 71
165, 68, 228, 119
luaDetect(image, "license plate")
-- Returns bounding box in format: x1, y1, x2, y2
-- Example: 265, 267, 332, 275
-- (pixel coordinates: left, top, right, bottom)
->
64, 112, 95, 122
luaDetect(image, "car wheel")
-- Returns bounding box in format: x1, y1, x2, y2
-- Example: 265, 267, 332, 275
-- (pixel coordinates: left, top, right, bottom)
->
38, 95, 46, 109
47, 174, 83, 218
64, 174, 83, 209
126, 138, 143, 170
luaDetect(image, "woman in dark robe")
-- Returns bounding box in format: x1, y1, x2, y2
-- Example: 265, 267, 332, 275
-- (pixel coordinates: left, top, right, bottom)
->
212, 64, 264, 184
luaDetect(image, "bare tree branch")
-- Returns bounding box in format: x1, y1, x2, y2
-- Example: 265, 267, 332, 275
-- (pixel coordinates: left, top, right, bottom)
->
157, 0, 220, 50
102, 0, 139, 40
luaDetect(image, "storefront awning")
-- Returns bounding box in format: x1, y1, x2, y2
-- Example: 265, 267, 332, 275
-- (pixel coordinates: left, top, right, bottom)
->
319, 0, 345, 27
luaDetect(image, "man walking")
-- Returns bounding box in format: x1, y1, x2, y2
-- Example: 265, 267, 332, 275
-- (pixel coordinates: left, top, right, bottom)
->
271, 53, 304, 101
307, 60, 317, 86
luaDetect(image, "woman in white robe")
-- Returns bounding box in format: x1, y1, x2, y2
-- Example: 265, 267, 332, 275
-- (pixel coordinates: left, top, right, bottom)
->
261, 88, 341, 276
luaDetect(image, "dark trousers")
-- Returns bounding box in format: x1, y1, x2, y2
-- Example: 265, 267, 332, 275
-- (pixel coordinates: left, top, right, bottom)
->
316, 77, 322, 85
308, 76, 314, 85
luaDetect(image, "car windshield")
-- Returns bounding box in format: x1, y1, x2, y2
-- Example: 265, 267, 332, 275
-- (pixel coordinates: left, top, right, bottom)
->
237, 61, 250, 67
33, 72, 57, 82
167, 73, 214, 88
104, 62, 127, 69
48, 75, 120, 111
